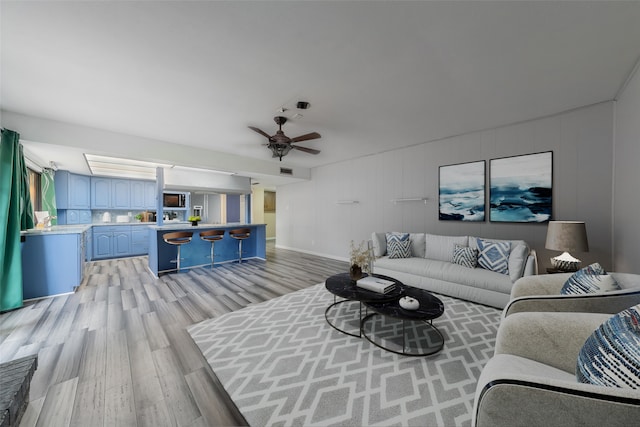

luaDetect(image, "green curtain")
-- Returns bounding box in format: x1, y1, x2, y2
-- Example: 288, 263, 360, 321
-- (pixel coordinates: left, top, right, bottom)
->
41, 168, 57, 226
0, 128, 34, 312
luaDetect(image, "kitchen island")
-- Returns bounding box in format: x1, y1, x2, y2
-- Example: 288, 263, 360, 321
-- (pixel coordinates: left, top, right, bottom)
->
20, 225, 91, 299
147, 223, 266, 276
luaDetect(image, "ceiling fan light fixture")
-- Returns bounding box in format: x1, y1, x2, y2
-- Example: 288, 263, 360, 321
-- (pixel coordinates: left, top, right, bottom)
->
268, 142, 292, 161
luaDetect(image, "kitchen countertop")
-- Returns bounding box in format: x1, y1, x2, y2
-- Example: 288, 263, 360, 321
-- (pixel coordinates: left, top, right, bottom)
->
21, 225, 92, 236
149, 223, 265, 231
92, 222, 160, 227
21, 221, 160, 236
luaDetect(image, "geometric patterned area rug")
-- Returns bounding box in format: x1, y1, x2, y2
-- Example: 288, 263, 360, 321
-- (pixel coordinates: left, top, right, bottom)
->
187, 283, 501, 427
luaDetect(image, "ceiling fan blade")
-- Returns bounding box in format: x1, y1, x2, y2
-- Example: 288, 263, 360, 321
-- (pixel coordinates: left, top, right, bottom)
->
248, 126, 272, 139
292, 145, 321, 155
290, 132, 321, 143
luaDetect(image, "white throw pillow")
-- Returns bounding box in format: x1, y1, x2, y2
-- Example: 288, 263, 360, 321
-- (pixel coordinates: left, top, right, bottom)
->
409, 233, 426, 258
371, 232, 387, 257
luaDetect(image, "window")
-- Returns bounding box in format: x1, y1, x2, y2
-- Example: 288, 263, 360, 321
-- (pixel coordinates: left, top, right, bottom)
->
27, 168, 42, 212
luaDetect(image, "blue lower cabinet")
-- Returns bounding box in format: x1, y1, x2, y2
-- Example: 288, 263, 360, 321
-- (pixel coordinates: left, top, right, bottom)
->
113, 231, 131, 256
85, 229, 92, 262
92, 226, 132, 259
22, 233, 84, 299
131, 226, 149, 255
93, 232, 113, 259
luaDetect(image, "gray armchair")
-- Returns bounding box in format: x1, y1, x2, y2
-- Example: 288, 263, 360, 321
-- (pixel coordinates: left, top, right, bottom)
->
472, 311, 640, 427
503, 272, 640, 317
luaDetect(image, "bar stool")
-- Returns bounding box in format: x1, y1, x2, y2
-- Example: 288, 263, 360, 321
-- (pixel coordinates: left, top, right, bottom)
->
163, 231, 193, 272
200, 229, 225, 268
229, 228, 251, 263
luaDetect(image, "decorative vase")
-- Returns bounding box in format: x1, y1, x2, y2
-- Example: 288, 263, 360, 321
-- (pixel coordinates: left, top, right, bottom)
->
350, 264, 363, 281
191, 221, 199, 226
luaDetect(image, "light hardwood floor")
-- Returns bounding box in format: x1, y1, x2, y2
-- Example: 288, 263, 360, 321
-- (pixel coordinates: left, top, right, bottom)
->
0, 242, 347, 426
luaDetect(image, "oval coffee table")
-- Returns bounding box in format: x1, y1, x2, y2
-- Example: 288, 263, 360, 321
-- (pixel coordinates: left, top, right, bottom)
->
361, 286, 445, 356
325, 273, 404, 338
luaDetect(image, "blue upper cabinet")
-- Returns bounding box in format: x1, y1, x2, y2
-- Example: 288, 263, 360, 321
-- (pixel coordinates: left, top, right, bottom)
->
91, 177, 112, 209
55, 171, 91, 209
111, 179, 130, 209
144, 181, 157, 209
131, 180, 156, 210
89, 175, 158, 210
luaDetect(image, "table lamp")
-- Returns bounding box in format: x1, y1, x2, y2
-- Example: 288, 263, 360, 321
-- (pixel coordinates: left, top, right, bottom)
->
545, 221, 589, 272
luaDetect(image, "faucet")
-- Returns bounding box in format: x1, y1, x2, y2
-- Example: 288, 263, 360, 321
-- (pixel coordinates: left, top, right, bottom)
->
42, 215, 57, 229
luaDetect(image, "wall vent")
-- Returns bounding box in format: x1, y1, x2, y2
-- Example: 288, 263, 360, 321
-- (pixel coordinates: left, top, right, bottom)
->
280, 167, 293, 175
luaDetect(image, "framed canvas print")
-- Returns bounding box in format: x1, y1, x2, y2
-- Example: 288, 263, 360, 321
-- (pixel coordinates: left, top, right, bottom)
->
489, 151, 552, 223
439, 160, 485, 221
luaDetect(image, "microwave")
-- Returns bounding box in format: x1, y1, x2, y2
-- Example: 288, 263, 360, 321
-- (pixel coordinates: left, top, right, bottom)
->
163, 192, 186, 208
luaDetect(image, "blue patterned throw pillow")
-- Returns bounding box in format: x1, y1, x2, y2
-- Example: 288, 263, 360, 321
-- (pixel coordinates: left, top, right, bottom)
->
560, 263, 620, 295
577, 303, 640, 388
452, 244, 478, 269
476, 238, 510, 275
388, 239, 411, 259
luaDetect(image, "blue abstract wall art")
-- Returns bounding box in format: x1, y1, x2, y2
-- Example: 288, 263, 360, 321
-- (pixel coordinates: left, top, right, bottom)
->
490, 151, 552, 223
439, 160, 486, 221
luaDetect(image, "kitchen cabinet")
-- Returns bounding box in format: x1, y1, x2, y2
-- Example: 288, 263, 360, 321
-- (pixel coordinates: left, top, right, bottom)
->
131, 180, 156, 210
93, 226, 132, 259
131, 226, 149, 255
57, 209, 92, 225
55, 171, 91, 209
91, 177, 112, 209
21, 230, 87, 299
111, 179, 130, 209
92, 176, 154, 210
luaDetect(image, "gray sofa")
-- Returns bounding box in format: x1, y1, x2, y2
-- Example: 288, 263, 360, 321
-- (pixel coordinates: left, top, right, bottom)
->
371, 232, 537, 309
473, 311, 640, 427
504, 272, 640, 316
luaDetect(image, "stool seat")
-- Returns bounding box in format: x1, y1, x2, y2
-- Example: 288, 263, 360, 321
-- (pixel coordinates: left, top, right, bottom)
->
163, 231, 193, 245
163, 231, 193, 272
200, 229, 225, 241
200, 229, 225, 268
229, 228, 251, 263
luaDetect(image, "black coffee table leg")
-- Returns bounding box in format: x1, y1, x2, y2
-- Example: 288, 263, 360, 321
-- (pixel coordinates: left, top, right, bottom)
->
325, 299, 363, 338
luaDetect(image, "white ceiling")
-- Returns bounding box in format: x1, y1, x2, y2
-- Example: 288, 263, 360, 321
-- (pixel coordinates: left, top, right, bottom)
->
2, 1, 640, 188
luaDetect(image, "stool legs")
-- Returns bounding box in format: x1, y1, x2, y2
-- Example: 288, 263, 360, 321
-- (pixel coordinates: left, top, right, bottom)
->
238, 239, 243, 264
176, 245, 182, 272
209, 241, 216, 268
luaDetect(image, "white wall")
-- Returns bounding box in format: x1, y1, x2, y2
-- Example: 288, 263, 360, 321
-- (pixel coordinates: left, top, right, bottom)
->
277, 102, 616, 271
613, 65, 640, 273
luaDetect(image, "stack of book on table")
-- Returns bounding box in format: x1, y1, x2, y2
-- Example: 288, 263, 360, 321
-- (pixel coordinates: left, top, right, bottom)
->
356, 276, 396, 294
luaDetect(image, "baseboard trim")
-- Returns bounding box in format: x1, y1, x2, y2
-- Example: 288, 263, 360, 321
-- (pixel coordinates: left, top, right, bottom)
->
274, 244, 348, 263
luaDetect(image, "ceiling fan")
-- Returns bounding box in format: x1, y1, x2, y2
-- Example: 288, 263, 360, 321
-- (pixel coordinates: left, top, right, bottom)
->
249, 116, 321, 161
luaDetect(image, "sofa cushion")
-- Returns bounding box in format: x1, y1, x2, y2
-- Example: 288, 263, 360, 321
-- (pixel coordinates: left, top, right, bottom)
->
388, 239, 411, 259
561, 263, 621, 295
452, 244, 478, 269
508, 244, 529, 282
476, 238, 510, 275
470, 237, 529, 281
425, 234, 468, 262
576, 303, 640, 388
374, 256, 514, 295
409, 233, 426, 258
371, 232, 387, 257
